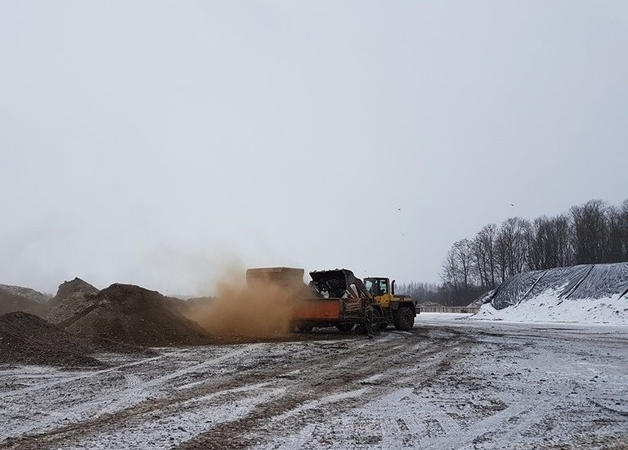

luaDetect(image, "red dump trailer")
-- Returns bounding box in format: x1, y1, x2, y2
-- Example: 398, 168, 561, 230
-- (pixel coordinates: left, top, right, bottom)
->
245, 267, 375, 333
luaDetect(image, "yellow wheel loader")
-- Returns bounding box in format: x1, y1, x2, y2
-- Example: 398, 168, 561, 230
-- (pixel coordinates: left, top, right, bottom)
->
245, 267, 417, 333
363, 277, 417, 331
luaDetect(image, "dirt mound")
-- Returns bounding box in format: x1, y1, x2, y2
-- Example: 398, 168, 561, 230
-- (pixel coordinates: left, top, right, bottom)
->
52, 277, 100, 302
0, 312, 106, 368
0, 286, 48, 317
65, 284, 212, 347
180, 296, 214, 312
47, 278, 100, 325
0, 284, 50, 304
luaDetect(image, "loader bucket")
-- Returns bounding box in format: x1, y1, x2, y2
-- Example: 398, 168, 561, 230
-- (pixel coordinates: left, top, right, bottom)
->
309, 269, 371, 300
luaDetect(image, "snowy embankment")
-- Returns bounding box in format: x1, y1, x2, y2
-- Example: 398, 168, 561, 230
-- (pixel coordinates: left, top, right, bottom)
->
471, 263, 628, 325
473, 291, 628, 325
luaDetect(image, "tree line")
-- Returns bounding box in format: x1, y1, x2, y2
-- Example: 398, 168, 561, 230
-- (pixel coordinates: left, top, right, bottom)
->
400, 199, 628, 307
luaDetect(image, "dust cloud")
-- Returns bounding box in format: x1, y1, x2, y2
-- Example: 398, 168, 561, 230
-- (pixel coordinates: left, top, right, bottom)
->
184, 266, 304, 338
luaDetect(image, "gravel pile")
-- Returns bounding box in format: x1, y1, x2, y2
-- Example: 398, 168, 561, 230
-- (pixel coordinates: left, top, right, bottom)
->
0, 311, 156, 368
0, 284, 50, 304
47, 278, 100, 326
0, 312, 107, 368
65, 284, 212, 347
0, 286, 48, 317
1, 279, 221, 351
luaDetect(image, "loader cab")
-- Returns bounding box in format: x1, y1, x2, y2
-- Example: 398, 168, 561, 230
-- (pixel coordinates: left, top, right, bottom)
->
364, 277, 394, 307
364, 278, 389, 296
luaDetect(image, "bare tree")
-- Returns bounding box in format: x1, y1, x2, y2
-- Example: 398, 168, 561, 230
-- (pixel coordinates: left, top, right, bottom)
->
554, 214, 573, 267
397, 282, 443, 304
442, 240, 471, 289
622, 200, 628, 261
606, 206, 625, 263
495, 217, 531, 281
608, 199, 628, 262
529, 216, 549, 270
473, 224, 497, 289
528, 214, 572, 270
441, 239, 475, 305
570, 200, 608, 264
455, 239, 473, 296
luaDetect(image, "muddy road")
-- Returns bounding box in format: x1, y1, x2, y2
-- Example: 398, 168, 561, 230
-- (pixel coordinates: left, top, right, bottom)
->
1, 319, 627, 449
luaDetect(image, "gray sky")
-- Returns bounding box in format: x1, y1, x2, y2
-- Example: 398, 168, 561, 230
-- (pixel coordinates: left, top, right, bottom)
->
1, 1, 627, 295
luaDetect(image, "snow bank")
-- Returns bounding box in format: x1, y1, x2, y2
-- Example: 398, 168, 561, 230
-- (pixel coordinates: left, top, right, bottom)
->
473, 263, 628, 325
474, 292, 628, 325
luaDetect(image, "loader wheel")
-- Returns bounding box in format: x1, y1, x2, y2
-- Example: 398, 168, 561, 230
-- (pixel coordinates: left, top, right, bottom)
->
336, 323, 354, 333
393, 307, 415, 331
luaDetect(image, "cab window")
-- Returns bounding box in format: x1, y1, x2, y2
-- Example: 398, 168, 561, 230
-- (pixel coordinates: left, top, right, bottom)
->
365, 279, 388, 296
365, 279, 376, 295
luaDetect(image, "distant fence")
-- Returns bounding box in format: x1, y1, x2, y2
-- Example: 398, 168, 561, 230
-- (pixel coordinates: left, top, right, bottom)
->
418, 306, 480, 314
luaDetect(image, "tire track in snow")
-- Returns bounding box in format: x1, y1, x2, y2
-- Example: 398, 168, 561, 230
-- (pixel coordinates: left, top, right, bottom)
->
421, 403, 533, 449
2, 329, 477, 450
182, 330, 474, 449
0, 354, 165, 399
0, 344, 263, 443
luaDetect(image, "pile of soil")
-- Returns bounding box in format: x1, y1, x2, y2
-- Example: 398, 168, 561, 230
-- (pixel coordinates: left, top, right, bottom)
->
0, 284, 50, 304
0, 286, 48, 317
175, 295, 214, 323
46, 278, 100, 326
54, 277, 100, 300
179, 296, 214, 313
0, 311, 155, 368
65, 284, 212, 347
0, 312, 107, 368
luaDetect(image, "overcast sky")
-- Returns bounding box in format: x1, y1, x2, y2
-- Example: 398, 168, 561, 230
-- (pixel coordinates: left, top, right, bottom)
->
1, 1, 627, 294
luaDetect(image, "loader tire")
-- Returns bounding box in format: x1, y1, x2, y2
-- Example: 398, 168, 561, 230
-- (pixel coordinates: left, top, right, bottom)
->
393, 307, 415, 331
336, 323, 354, 333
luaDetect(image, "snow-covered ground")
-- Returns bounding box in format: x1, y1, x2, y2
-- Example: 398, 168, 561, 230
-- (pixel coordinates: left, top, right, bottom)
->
1, 316, 627, 449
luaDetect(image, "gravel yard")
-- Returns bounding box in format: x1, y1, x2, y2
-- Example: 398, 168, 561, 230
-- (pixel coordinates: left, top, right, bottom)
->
1, 315, 627, 449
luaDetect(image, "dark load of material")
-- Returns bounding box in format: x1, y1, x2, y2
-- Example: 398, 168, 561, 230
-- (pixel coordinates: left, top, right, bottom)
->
295, 269, 371, 331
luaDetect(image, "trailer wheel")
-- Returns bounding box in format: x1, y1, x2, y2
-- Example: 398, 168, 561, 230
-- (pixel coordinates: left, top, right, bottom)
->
296, 323, 313, 332
393, 307, 415, 331
336, 323, 354, 333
